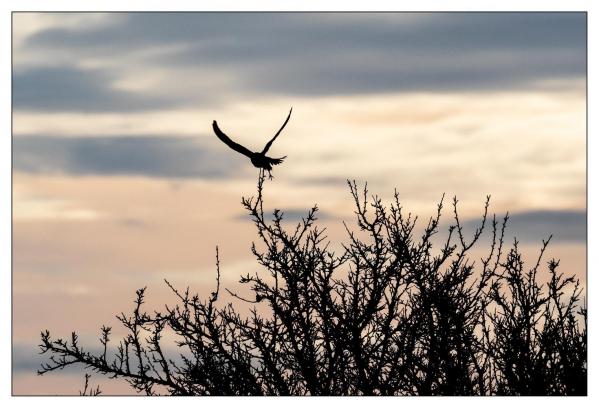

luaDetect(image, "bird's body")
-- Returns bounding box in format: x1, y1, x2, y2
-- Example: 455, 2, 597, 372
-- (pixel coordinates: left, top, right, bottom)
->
212, 108, 292, 179
249, 153, 285, 172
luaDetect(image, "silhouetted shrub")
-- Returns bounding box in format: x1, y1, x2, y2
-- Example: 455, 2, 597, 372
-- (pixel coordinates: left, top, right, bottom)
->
38, 174, 586, 395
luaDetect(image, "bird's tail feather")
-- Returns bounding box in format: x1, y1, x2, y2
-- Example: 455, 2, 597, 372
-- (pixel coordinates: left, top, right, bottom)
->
267, 156, 286, 166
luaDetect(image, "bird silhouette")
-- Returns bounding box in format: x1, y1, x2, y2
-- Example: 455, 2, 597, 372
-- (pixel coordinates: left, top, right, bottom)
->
213, 108, 292, 179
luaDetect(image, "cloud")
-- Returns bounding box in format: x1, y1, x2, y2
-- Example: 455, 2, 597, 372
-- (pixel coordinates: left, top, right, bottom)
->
13, 343, 49, 374
13, 13, 586, 114
464, 209, 586, 243
13, 135, 241, 179
13, 66, 174, 112
25, 13, 586, 58
13, 196, 102, 221
14, 342, 103, 375
116, 217, 148, 228
235, 208, 333, 223
505, 209, 586, 243
291, 176, 350, 187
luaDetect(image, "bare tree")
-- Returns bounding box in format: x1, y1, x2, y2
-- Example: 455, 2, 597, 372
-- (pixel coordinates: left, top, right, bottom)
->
38, 173, 586, 395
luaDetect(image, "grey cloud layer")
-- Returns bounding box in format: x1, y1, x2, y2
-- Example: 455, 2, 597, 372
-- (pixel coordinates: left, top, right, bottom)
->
13, 66, 175, 112
14, 135, 240, 178
27, 13, 585, 57
14, 13, 586, 112
464, 209, 585, 243
504, 210, 585, 243
235, 208, 333, 223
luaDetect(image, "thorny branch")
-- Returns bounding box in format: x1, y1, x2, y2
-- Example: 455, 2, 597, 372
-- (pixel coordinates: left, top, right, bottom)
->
39, 173, 586, 395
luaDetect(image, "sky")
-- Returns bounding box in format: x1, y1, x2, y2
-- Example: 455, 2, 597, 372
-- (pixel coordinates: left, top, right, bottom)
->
12, 12, 586, 395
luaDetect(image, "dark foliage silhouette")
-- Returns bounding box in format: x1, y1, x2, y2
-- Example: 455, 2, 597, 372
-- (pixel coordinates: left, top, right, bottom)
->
38, 174, 586, 395
213, 108, 292, 179
79, 373, 102, 396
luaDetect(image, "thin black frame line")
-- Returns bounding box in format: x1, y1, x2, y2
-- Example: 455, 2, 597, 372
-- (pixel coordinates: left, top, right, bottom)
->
9, 10, 589, 13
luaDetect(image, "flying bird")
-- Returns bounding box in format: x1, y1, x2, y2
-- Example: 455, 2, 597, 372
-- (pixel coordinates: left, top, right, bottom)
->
212, 108, 292, 179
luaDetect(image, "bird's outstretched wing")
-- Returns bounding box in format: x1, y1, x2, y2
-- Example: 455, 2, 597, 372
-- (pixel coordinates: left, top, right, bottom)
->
212, 121, 253, 158
261, 107, 292, 154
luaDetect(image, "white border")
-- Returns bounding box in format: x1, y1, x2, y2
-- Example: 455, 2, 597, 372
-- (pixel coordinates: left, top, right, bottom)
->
1, 1, 595, 407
